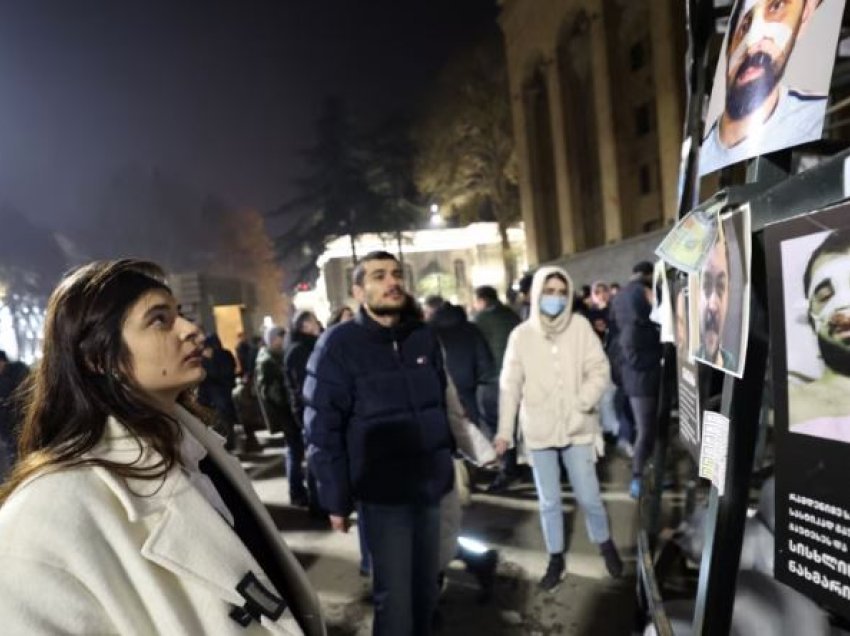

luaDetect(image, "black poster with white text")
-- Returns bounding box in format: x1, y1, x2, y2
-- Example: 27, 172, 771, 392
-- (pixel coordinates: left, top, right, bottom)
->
767, 202, 850, 620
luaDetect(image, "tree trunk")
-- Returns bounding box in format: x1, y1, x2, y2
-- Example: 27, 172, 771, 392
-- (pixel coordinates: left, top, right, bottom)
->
349, 233, 358, 265
396, 230, 405, 271
348, 208, 358, 264
498, 221, 516, 294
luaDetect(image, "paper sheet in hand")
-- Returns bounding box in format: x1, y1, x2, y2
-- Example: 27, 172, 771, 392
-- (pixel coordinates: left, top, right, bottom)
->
656, 202, 721, 273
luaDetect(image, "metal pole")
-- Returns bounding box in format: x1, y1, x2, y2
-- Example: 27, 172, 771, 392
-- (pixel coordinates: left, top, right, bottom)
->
691, 154, 787, 635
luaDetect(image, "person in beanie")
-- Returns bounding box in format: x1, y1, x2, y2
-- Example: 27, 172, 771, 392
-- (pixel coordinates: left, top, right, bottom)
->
256, 325, 309, 506
609, 260, 662, 499
494, 266, 623, 591
284, 310, 323, 514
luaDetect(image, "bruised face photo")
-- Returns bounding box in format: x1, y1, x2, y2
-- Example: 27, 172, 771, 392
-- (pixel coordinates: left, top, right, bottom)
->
700, 239, 730, 363
724, 0, 814, 120
354, 259, 406, 316
807, 252, 850, 363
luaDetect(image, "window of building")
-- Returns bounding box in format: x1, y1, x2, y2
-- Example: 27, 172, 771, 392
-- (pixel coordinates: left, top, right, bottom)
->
629, 42, 645, 71
635, 103, 651, 136
639, 164, 652, 195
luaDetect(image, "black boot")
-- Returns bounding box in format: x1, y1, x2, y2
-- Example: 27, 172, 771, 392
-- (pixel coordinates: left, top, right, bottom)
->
600, 539, 623, 579
539, 553, 565, 591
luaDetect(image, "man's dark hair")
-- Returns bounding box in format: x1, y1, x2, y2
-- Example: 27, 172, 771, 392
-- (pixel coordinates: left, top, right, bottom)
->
474, 285, 499, 306
352, 250, 400, 287
633, 261, 654, 276
803, 230, 850, 297
0, 350, 7, 363
423, 295, 445, 311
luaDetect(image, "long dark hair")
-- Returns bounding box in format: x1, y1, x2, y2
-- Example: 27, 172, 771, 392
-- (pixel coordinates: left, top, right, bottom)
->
0, 260, 206, 504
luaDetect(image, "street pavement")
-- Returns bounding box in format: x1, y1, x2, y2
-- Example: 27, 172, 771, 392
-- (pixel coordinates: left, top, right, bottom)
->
242, 439, 642, 635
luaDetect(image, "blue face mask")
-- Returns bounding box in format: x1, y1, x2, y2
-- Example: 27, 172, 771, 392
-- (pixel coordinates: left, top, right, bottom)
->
540, 294, 567, 317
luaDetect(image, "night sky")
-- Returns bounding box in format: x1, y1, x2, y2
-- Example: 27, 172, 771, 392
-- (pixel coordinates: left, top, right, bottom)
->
0, 0, 498, 232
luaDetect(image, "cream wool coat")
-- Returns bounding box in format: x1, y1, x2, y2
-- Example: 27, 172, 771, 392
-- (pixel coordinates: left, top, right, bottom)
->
497, 266, 611, 454
0, 406, 325, 636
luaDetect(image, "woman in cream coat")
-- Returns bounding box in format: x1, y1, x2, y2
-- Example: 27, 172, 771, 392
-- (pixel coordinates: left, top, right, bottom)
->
0, 260, 325, 635
494, 266, 623, 591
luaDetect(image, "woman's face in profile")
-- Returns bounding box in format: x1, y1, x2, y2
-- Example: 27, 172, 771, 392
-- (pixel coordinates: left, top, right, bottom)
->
121, 288, 206, 401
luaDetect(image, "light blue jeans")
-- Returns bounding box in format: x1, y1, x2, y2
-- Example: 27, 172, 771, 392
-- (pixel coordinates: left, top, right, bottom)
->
530, 444, 611, 553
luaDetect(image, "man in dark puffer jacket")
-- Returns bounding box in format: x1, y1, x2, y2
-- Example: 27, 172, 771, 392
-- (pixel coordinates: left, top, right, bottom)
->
304, 251, 454, 636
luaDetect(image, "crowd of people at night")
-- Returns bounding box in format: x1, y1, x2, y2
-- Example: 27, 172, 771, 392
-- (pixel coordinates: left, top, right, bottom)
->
0, 252, 663, 635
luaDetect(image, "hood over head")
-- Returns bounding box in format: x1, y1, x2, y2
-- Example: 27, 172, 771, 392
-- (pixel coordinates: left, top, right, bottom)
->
529, 265, 574, 335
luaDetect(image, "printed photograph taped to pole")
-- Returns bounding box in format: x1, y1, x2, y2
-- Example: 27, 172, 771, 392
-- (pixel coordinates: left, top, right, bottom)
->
699, 0, 845, 176
781, 227, 850, 444
690, 205, 752, 378
675, 277, 701, 461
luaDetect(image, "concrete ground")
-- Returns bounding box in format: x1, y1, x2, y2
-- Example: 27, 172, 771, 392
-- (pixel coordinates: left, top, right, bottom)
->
243, 439, 642, 635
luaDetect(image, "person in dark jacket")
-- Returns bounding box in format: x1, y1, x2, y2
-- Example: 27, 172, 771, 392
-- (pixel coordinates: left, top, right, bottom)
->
234, 332, 257, 380
197, 335, 237, 450
514, 272, 534, 321
609, 261, 662, 499
256, 326, 309, 506
304, 251, 454, 636
471, 286, 522, 492
425, 298, 493, 425
0, 350, 28, 474
284, 310, 323, 515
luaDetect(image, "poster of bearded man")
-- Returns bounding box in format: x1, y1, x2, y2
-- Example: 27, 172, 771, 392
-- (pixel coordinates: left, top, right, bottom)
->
690, 205, 751, 378
699, 0, 846, 176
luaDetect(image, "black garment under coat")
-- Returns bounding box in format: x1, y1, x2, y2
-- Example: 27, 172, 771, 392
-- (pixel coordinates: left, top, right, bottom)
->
430, 303, 493, 422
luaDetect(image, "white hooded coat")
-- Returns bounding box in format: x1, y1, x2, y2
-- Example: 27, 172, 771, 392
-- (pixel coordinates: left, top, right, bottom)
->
497, 266, 610, 455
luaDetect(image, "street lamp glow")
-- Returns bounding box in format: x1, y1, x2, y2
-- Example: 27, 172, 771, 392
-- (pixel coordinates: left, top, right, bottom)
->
429, 203, 443, 227
430, 203, 439, 214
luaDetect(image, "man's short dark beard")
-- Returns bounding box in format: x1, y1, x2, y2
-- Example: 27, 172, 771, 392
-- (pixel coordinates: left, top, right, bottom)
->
818, 333, 850, 377
369, 304, 403, 317
725, 51, 781, 121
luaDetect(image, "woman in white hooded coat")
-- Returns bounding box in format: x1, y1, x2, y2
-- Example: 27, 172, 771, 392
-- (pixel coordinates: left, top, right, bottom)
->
0, 260, 325, 635
494, 266, 623, 591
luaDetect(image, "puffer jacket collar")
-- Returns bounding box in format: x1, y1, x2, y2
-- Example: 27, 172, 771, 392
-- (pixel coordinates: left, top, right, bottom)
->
354, 302, 421, 343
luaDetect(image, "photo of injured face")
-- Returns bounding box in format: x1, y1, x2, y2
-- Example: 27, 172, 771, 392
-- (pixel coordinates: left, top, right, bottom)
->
783, 229, 850, 444
699, 0, 845, 175
691, 206, 751, 377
